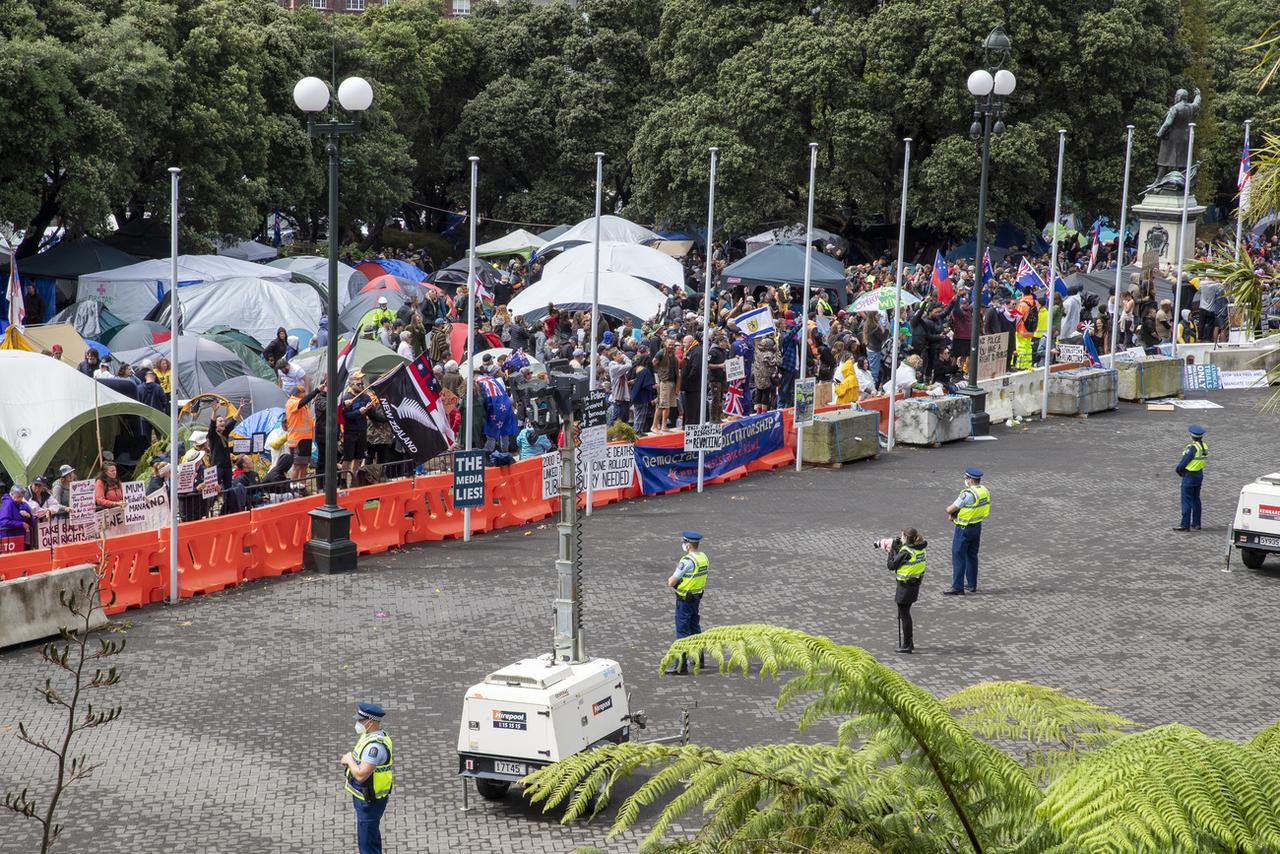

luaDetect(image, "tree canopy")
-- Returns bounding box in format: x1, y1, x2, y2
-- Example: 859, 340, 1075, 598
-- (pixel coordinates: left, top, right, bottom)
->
1, 0, 1271, 259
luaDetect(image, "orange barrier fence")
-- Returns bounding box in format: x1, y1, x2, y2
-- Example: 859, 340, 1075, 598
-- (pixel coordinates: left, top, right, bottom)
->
177, 513, 256, 597
249, 495, 323, 579
341, 480, 413, 555
100, 530, 168, 614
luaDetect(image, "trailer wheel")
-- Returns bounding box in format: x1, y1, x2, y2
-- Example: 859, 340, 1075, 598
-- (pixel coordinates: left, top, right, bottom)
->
474, 778, 511, 801
1241, 548, 1266, 570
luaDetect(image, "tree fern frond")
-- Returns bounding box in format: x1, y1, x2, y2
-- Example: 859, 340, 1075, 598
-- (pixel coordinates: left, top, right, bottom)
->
1250, 720, 1280, 758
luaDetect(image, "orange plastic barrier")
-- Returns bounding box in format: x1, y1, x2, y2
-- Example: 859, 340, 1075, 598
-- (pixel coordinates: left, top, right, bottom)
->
98, 530, 168, 614
341, 480, 413, 555
0, 549, 51, 582
491, 458, 555, 529
51, 539, 110, 571
249, 495, 324, 578
406, 473, 493, 541
177, 513, 256, 596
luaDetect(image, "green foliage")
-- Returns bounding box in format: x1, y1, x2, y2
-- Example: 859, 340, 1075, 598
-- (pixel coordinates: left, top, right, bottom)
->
606, 420, 636, 443
524, 624, 1280, 853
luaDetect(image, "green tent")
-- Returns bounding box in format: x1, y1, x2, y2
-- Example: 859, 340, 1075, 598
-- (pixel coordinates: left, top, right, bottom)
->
204, 330, 275, 382
292, 337, 407, 385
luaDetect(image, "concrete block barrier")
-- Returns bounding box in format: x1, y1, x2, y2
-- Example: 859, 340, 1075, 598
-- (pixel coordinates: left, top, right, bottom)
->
0, 564, 107, 650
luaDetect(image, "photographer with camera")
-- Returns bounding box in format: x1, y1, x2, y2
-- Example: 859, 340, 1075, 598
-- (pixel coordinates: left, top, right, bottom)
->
878, 528, 927, 654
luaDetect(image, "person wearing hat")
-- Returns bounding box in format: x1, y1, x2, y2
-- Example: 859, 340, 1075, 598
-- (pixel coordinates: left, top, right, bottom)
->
26, 476, 60, 520
943, 467, 991, 595
51, 464, 77, 507
146, 455, 171, 496
884, 527, 928, 653
665, 531, 710, 675
1173, 425, 1208, 531
341, 370, 377, 475
341, 702, 393, 854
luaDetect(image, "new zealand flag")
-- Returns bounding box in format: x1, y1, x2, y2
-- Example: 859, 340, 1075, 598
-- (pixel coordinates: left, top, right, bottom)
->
367, 354, 455, 462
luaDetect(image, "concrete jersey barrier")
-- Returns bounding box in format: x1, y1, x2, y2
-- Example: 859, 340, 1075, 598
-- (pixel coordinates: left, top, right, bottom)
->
0, 564, 107, 650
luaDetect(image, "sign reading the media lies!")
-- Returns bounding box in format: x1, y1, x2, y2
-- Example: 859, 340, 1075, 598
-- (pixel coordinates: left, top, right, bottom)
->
452, 449, 486, 508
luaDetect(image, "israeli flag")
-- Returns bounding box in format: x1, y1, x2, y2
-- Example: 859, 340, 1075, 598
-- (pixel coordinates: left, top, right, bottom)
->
733, 305, 776, 338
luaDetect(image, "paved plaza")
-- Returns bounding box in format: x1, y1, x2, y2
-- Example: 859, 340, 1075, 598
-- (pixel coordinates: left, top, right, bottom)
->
2, 390, 1278, 853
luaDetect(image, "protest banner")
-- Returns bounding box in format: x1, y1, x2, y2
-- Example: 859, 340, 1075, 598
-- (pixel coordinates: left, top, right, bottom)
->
575, 443, 635, 492
1219, 369, 1267, 389
976, 333, 1006, 381
634, 411, 782, 494
36, 490, 171, 548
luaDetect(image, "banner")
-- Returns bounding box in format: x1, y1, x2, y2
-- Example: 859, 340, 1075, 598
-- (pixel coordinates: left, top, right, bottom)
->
576, 443, 634, 492
541, 452, 561, 499
634, 411, 783, 495
36, 490, 171, 548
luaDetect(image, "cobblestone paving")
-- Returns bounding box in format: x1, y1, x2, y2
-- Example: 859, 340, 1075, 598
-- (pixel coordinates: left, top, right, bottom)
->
2, 390, 1278, 853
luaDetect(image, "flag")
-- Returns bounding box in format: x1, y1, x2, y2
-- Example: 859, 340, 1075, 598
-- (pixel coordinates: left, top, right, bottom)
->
6, 253, 25, 331
474, 273, 493, 302
1082, 332, 1102, 367
1239, 125, 1252, 213
475, 374, 517, 438
1015, 257, 1044, 293
931, 249, 954, 303
1051, 266, 1069, 298
441, 211, 466, 236
367, 353, 455, 463
723, 380, 744, 417
981, 249, 993, 289
332, 336, 359, 427
732, 305, 776, 338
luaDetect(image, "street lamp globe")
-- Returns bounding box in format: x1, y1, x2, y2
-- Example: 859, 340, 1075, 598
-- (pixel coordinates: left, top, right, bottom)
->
293, 76, 330, 113
993, 69, 1017, 97
337, 76, 374, 112
966, 69, 994, 97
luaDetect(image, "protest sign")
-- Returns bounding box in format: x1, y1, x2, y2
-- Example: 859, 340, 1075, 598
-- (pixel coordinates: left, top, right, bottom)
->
580, 424, 608, 465
123, 480, 147, 525
794, 379, 816, 427
1219, 369, 1266, 389
1056, 343, 1086, 363
1183, 364, 1221, 391
36, 491, 171, 548
177, 461, 199, 493
575, 443, 634, 492
725, 356, 745, 383
200, 467, 219, 499
683, 423, 725, 452
541, 452, 561, 499
251, 432, 267, 454
69, 479, 96, 521
232, 438, 252, 454
451, 450, 485, 508
976, 333, 1006, 381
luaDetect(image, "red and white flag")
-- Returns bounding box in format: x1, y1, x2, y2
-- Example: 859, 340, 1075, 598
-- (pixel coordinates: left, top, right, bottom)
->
474, 274, 493, 302
6, 252, 24, 330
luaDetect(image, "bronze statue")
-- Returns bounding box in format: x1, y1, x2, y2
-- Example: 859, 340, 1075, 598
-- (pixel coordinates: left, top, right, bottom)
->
1155, 87, 1200, 183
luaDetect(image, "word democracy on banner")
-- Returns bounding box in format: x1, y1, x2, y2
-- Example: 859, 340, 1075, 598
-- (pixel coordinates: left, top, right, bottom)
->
36, 490, 172, 548
633, 410, 783, 495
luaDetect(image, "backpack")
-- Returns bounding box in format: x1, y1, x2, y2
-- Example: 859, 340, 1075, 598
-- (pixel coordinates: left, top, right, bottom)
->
1022, 302, 1038, 333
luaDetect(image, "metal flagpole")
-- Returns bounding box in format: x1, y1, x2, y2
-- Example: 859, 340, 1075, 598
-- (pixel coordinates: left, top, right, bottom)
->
1171, 123, 1195, 359
1040, 129, 1066, 420
697, 147, 718, 493
463, 155, 478, 543
887, 138, 912, 451
1110, 125, 1135, 360
586, 152, 604, 516
1236, 119, 1252, 256
794, 142, 818, 472
167, 167, 180, 604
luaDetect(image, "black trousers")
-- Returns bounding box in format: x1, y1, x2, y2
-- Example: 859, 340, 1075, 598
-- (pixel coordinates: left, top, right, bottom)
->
896, 579, 920, 649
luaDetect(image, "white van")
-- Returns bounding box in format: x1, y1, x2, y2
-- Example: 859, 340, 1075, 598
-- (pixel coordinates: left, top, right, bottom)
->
1232, 472, 1280, 569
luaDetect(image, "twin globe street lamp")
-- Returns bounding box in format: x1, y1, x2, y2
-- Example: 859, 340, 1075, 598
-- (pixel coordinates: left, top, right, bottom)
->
293, 73, 373, 575
959, 26, 1015, 437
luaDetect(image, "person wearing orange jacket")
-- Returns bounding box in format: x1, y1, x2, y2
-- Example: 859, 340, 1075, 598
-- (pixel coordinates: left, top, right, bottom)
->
285, 378, 322, 487
1012, 287, 1038, 370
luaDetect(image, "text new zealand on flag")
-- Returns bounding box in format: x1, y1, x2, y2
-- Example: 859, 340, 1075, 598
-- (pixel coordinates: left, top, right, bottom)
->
633, 411, 783, 494
368, 354, 455, 463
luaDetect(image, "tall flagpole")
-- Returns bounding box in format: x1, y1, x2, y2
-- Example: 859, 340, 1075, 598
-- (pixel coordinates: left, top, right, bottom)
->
794, 142, 818, 472
1171, 123, 1195, 359
887, 138, 912, 452
696, 147, 718, 493
1110, 125, 1135, 359
167, 167, 180, 605
1040, 129, 1066, 420
586, 152, 604, 516
1236, 119, 1252, 256
463, 155, 478, 543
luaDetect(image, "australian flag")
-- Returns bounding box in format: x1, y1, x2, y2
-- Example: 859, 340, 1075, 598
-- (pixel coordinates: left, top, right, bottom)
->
367, 353, 455, 462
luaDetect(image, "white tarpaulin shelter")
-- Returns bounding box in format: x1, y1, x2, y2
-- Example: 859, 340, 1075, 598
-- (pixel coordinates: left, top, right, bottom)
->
267, 255, 363, 309
459, 348, 547, 379
0, 351, 168, 484
745, 223, 846, 255
539, 215, 660, 257
542, 242, 685, 291
216, 239, 278, 262
151, 277, 324, 345
475, 229, 547, 259
507, 270, 666, 324
78, 254, 290, 321
112, 336, 251, 399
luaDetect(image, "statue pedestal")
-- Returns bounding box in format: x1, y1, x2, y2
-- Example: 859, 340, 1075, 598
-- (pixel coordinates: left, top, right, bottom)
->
1132, 191, 1205, 267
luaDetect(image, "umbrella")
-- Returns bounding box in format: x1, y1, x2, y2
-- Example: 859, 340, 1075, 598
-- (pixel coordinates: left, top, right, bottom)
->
430, 259, 502, 293
507, 270, 667, 325
84, 339, 111, 358
449, 326, 503, 362
231, 407, 285, 442
112, 335, 251, 399
103, 319, 168, 350
213, 375, 289, 414
849, 287, 922, 313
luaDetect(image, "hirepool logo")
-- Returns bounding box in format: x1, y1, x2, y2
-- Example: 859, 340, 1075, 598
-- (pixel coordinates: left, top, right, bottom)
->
492, 709, 527, 730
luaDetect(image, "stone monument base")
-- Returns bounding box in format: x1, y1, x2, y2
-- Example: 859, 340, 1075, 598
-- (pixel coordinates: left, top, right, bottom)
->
1132, 191, 1206, 268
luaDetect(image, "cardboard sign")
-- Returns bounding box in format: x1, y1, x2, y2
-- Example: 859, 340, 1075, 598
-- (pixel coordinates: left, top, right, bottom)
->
251, 432, 267, 454
451, 449, 486, 508
1219, 369, 1267, 389
122, 480, 147, 526
794, 378, 816, 427
582, 389, 608, 429
177, 461, 199, 493
232, 438, 252, 454
580, 424, 607, 465
725, 356, 745, 383
976, 333, 1006, 381
541, 452, 561, 499
69, 479, 96, 521
574, 443, 634, 492
1056, 343, 1086, 364
683, 423, 725, 452
1183, 364, 1221, 391
200, 467, 219, 499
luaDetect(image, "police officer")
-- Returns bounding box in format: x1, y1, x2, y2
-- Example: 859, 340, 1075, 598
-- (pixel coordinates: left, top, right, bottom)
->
886, 528, 927, 653
1173, 424, 1208, 531
341, 702, 393, 854
943, 467, 990, 595
665, 531, 708, 675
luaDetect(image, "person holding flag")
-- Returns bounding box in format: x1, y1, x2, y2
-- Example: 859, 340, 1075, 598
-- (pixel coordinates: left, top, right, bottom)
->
931, 250, 954, 303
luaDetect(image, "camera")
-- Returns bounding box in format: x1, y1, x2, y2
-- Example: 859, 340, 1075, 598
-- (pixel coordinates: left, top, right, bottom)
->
873, 537, 899, 552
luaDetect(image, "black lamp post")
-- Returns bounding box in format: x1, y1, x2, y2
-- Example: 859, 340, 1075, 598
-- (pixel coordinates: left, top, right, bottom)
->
294, 74, 372, 575
959, 25, 1016, 437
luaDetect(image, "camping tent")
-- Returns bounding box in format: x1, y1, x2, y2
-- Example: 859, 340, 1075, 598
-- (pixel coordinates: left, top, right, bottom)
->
459, 348, 547, 379
111, 336, 252, 399
507, 271, 667, 324
542, 242, 685, 291
212, 375, 289, 414
216, 240, 278, 262
744, 224, 846, 255
149, 277, 323, 346
103, 319, 168, 350
0, 237, 139, 323
539, 215, 661, 257
267, 255, 363, 308
430, 258, 503, 293
720, 244, 849, 307
357, 258, 428, 284
1066, 265, 1178, 305
476, 229, 547, 260
17, 324, 95, 367
293, 337, 407, 384
78, 254, 291, 321
0, 351, 168, 484
338, 289, 414, 335
538, 224, 573, 241
203, 331, 275, 382
49, 300, 127, 342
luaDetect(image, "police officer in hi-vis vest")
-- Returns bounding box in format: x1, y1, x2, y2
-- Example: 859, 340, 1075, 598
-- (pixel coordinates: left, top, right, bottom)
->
944, 467, 990, 595
341, 702, 393, 854
886, 528, 927, 653
666, 531, 709, 675
1173, 424, 1208, 531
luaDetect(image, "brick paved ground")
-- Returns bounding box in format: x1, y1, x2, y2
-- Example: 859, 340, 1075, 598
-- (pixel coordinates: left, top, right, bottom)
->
2, 390, 1278, 853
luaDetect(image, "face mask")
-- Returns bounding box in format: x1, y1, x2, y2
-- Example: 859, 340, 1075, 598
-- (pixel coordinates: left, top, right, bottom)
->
355, 722, 367, 735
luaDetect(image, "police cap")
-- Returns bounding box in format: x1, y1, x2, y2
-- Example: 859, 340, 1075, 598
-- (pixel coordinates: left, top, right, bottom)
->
1188, 424, 1206, 437
680, 530, 703, 543
353, 702, 386, 721
964, 467, 983, 479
